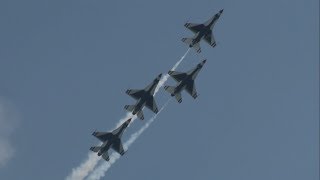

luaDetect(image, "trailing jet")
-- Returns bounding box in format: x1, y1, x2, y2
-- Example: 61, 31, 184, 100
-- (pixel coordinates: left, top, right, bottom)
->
90, 118, 131, 161
124, 74, 162, 120
182, 9, 223, 53
164, 60, 206, 103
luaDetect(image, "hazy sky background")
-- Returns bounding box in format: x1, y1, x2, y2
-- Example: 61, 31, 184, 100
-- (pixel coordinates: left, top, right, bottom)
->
0, 0, 319, 179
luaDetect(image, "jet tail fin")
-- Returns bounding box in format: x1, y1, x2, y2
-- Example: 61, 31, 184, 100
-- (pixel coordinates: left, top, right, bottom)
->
181, 38, 201, 53
90, 146, 101, 153
182, 37, 193, 46
124, 105, 135, 112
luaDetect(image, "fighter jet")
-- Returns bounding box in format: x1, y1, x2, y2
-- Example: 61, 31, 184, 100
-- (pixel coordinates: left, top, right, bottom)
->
90, 118, 131, 161
164, 60, 206, 103
182, 9, 223, 53
124, 74, 162, 120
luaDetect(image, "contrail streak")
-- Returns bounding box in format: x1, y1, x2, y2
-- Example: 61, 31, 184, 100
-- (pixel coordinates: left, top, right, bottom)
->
65, 48, 189, 180
65, 152, 101, 180
86, 98, 172, 180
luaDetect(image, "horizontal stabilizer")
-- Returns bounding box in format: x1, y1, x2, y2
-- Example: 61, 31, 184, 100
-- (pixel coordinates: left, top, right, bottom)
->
164, 86, 175, 95
182, 38, 201, 53
102, 152, 110, 161
175, 92, 182, 103
90, 146, 101, 153
137, 110, 144, 120
124, 105, 135, 112
181, 37, 193, 46
192, 43, 201, 53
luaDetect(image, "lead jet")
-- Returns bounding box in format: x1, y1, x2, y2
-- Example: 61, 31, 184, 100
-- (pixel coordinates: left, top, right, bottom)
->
124, 74, 162, 120
90, 118, 131, 161
164, 60, 206, 103
182, 9, 223, 53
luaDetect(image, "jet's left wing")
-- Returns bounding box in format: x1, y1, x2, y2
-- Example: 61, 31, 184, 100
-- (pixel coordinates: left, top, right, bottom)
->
126, 89, 144, 100
92, 131, 112, 142
184, 23, 204, 33
168, 71, 187, 82
204, 32, 217, 47
145, 98, 159, 114
185, 81, 198, 99
112, 139, 125, 155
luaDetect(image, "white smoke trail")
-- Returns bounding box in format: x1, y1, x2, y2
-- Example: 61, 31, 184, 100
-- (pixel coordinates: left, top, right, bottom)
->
0, 98, 19, 168
65, 113, 135, 180
65, 153, 101, 180
86, 98, 172, 180
155, 48, 190, 93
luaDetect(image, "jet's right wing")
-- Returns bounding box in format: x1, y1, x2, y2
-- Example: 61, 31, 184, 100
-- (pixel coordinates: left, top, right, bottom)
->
92, 131, 112, 142
145, 98, 159, 114
184, 23, 204, 33
204, 32, 217, 47
126, 89, 144, 100
112, 139, 125, 155
185, 80, 198, 99
168, 71, 187, 82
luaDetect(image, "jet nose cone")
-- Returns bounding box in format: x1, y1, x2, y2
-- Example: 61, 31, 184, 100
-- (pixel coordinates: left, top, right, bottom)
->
127, 118, 132, 123
158, 73, 162, 78
219, 9, 224, 13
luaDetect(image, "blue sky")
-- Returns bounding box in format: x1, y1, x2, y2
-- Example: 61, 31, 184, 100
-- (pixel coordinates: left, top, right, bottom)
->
0, 0, 319, 179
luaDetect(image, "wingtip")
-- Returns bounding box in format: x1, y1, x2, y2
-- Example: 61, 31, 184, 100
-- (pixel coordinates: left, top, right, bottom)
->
92, 130, 97, 136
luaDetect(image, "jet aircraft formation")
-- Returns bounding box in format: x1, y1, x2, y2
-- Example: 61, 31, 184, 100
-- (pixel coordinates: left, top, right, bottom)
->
90, 9, 223, 162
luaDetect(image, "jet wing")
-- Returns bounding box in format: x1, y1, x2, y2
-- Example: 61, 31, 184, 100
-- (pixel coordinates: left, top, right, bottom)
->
145, 98, 159, 114
184, 23, 204, 33
112, 139, 125, 155
92, 132, 112, 142
168, 71, 187, 82
204, 32, 216, 47
126, 89, 144, 100
185, 81, 198, 99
